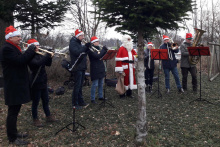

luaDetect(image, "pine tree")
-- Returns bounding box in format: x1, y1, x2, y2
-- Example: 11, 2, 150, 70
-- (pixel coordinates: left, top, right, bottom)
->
93, 0, 192, 143
14, 0, 69, 38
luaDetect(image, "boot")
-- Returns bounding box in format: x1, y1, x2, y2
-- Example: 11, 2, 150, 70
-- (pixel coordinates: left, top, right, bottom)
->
148, 85, 152, 93
46, 115, 57, 122
33, 119, 43, 127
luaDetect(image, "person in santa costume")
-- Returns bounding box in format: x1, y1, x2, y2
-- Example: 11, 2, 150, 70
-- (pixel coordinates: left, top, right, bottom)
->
144, 42, 155, 93
115, 35, 137, 98
160, 35, 184, 93
180, 33, 197, 92
27, 39, 57, 127
88, 36, 108, 104
0, 26, 36, 145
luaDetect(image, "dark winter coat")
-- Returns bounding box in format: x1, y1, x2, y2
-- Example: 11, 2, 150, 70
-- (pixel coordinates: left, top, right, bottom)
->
180, 41, 195, 68
144, 48, 155, 69
160, 42, 179, 69
28, 53, 52, 89
88, 45, 107, 81
0, 41, 35, 105
69, 36, 87, 71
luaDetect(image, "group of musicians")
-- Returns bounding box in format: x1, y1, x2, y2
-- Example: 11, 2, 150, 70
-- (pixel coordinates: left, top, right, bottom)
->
144, 33, 197, 94
0, 25, 197, 145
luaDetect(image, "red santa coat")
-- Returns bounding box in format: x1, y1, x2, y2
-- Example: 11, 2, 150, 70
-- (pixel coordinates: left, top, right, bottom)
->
115, 46, 137, 90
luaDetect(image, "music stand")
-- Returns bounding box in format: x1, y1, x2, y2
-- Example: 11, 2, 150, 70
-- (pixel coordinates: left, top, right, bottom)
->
99, 50, 118, 108
150, 49, 168, 98
188, 47, 213, 104
55, 52, 87, 136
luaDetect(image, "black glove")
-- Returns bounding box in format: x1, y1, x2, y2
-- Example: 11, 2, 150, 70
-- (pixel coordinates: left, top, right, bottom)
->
27, 44, 36, 51
102, 45, 108, 51
85, 42, 91, 48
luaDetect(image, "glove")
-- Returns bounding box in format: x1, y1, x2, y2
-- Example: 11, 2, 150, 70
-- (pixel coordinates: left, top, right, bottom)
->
85, 42, 91, 48
27, 44, 36, 51
102, 45, 108, 51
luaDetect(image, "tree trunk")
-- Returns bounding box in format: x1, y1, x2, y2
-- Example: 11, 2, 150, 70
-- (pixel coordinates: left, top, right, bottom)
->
135, 30, 147, 142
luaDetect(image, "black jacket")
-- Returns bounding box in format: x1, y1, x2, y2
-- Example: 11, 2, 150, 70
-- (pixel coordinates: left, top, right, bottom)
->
144, 48, 155, 69
160, 42, 179, 69
0, 41, 35, 105
28, 53, 52, 89
69, 36, 87, 71
88, 45, 107, 81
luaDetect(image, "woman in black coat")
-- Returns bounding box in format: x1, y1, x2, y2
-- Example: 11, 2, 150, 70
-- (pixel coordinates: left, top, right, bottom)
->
27, 39, 56, 127
88, 36, 107, 104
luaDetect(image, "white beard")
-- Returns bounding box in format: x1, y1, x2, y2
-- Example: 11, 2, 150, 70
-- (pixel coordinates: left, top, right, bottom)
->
123, 41, 133, 52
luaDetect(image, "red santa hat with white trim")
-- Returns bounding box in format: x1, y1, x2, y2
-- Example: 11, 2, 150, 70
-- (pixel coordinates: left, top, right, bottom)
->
5, 25, 21, 40
90, 36, 99, 43
27, 39, 40, 46
147, 42, 153, 46
75, 29, 84, 38
163, 35, 169, 40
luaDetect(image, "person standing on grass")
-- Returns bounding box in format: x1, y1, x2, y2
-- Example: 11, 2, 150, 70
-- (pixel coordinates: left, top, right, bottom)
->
0, 25, 36, 145
87, 36, 108, 104
27, 39, 57, 127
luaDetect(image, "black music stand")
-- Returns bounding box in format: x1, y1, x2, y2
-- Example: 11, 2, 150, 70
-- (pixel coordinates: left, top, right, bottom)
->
150, 49, 168, 98
55, 52, 87, 135
188, 47, 213, 104
99, 50, 118, 108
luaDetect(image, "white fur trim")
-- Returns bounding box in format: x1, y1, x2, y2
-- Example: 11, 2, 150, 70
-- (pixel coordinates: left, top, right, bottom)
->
147, 44, 153, 46
5, 31, 21, 39
75, 32, 84, 38
115, 57, 129, 61
28, 42, 40, 46
128, 51, 133, 60
122, 65, 128, 69
163, 37, 169, 40
91, 38, 99, 43
115, 67, 123, 72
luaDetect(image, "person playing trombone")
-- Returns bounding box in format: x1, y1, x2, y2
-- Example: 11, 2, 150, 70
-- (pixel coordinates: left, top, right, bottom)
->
27, 39, 57, 127
87, 36, 108, 104
0, 26, 36, 145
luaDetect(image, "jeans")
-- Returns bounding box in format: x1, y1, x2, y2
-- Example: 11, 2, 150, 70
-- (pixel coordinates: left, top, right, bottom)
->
91, 78, 104, 100
32, 88, 51, 119
145, 68, 154, 86
6, 104, 21, 142
181, 67, 197, 90
72, 70, 85, 106
163, 67, 182, 89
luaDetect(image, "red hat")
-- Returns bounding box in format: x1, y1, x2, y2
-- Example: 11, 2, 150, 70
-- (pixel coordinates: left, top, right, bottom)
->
147, 42, 153, 46
186, 33, 193, 40
91, 36, 99, 43
75, 29, 84, 38
5, 25, 21, 40
163, 35, 169, 40
27, 39, 39, 46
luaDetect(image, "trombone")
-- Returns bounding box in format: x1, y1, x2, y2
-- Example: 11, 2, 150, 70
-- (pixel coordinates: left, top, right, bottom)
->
82, 40, 100, 54
21, 42, 68, 58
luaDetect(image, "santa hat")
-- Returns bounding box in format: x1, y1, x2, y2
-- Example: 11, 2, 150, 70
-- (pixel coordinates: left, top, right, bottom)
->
147, 42, 153, 46
186, 33, 193, 40
91, 36, 99, 43
163, 35, 169, 40
5, 25, 21, 40
75, 29, 84, 38
27, 39, 39, 46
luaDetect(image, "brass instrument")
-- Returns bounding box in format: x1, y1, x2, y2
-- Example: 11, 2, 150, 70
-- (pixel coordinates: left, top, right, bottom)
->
21, 42, 68, 58
189, 28, 206, 65
170, 38, 179, 50
82, 40, 100, 54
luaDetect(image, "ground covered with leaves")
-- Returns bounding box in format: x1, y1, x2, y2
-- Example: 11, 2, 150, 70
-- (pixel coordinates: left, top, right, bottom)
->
0, 71, 220, 146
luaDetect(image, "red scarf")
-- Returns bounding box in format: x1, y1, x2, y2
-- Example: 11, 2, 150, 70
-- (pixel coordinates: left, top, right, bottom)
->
6, 40, 22, 52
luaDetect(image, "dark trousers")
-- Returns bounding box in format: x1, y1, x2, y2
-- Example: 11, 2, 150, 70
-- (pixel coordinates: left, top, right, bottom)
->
145, 68, 154, 86
32, 88, 51, 119
181, 67, 197, 90
6, 104, 21, 142
72, 70, 85, 106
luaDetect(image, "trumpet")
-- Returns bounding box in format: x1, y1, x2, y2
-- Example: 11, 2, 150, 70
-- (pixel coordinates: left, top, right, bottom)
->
170, 38, 179, 50
21, 42, 68, 58
82, 40, 100, 54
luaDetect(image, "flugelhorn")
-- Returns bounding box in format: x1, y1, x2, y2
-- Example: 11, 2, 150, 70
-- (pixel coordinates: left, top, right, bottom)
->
21, 42, 68, 58
82, 40, 100, 54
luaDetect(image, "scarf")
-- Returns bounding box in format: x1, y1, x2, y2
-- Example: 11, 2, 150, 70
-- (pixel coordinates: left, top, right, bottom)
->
6, 40, 22, 52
